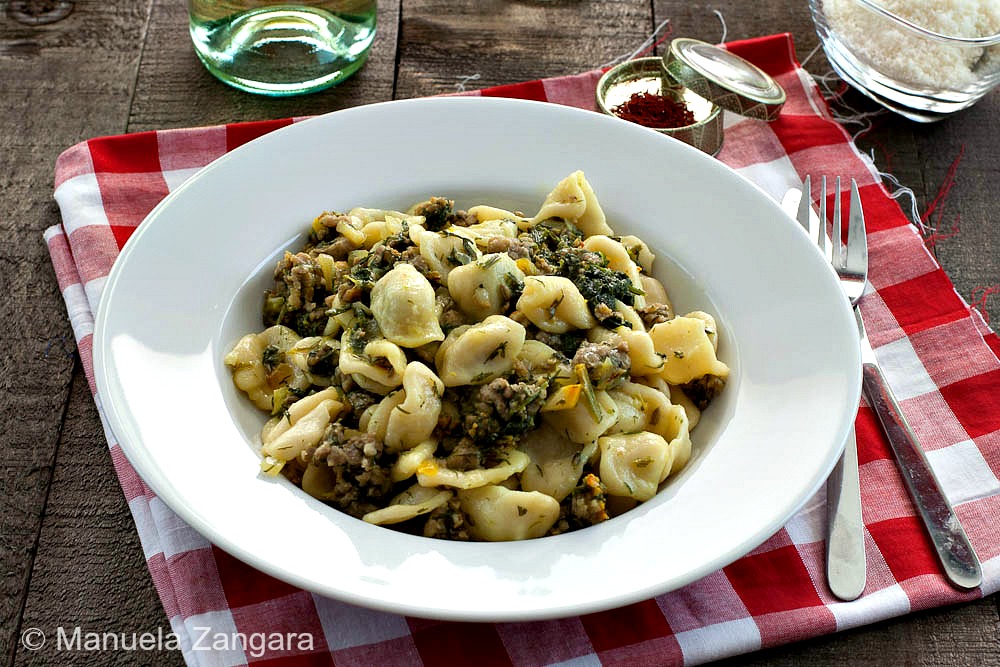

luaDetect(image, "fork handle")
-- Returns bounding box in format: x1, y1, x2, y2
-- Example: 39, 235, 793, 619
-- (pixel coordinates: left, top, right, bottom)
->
862, 363, 982, 590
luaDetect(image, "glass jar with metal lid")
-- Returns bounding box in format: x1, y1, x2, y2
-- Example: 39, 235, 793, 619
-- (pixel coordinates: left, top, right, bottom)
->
596, 38, 787, 155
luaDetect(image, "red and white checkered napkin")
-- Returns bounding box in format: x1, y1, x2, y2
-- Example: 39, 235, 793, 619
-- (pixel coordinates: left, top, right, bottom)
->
46, 33, 1000, 667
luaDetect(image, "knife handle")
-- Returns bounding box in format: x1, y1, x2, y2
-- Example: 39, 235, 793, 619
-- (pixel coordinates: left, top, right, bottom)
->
862, 363, 982, 590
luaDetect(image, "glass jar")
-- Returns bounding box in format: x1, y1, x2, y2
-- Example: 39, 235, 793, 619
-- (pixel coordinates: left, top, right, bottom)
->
189, 0, 377, 96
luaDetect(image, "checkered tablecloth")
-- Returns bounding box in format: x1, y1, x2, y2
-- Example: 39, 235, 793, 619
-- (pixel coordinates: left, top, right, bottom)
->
45, 33, 1000, 666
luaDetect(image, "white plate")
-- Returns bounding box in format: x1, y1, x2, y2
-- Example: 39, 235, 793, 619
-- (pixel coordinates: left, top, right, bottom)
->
94, 97, 861, 621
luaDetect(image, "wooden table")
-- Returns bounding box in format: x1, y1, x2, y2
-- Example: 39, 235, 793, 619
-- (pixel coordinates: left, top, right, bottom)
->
3, 1, 998, 665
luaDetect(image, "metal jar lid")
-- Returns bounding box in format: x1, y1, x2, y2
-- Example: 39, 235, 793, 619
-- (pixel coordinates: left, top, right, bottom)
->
662, 38, 786, 121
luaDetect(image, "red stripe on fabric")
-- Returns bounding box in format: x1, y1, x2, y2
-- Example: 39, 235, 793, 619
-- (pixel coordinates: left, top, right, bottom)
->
495, 618, 595, 665
655, 569, 750, 631
89, 131, 162, 173
110, 225, 136, 250
859, 185, 914, 233
877, 269, 969, 336
65, 224, 119, 284
908, 319, 1000, 390
743, 528, 793, 559
479, 79, 548, 102
579, 598, 673, 653
46, 229, 80, 292
231, 592, 333, 662
724, 545, 824, 616
77, 334, 96, 395
977, 430, 1000, 482
146, 552, 180, 618
770, 114, 848, 155
957, 492, 1000, 561
408, 620, 513, 667
166, 547, 231, 618
596, 635, 683, 667
938, 369, 1000, 439
983, 330, 1000, 359
110, 444, 149, 502
226, 119, 294, 151
900, 573, 981, 613
867, 516, 939, 582
213, 545, 303, 607
95, 170, 170, 230
754, 605, 838, 649
724, 33, 798, 76
55, 141, 96, 187
328, 636, 422, 667
859, 459, 917, 525
856, 405, 892, 466
158, 125, 230, 171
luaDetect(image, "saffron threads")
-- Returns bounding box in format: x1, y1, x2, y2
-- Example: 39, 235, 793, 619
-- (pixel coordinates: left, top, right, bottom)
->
612, 90, 696, 129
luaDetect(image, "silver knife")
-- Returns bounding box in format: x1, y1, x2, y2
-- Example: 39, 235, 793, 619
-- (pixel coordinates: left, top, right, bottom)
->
857, 310, 983, 590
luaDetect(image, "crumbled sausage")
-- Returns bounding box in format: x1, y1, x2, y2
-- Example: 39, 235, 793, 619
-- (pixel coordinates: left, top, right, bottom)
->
423, 497, 471, 541
436, 289, 467, 332
572, 338, 631, 390
485, 236, 534, 260
411, 197, 454, 232
638, 302, 674, 329
272, 251, 324, 311
463, 377, 547, 443
549, 473, 609, 535
680, 374, 726, 410
312, 425, 393, 518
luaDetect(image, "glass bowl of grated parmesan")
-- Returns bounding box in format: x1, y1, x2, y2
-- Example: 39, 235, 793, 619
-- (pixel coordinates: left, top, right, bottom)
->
809, 0, 1000, 121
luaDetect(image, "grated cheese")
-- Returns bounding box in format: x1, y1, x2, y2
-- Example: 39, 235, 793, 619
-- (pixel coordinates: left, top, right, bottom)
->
825, 0, 1000, 88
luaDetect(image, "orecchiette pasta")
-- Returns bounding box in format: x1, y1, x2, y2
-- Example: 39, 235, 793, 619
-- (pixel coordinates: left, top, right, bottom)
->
458, 485, 561, 541
382, 362, 444, 452
649, 315, 730, 385
227, 172, 729, 541
517, 276, 596, 333
362, 485, 453, 525
339, 334, 408, 391
598, 432, 671, 502
531, 170, 613, 237
435, 315, 526, 386
371, 263, 445, 348
447, 253, 525, 321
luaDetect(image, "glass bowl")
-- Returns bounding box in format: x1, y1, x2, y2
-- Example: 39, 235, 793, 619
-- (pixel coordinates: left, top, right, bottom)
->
809, 0, 1000, 121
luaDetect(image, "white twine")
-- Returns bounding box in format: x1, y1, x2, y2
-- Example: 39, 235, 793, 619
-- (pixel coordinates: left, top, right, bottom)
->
454, 73, 482, 92
876, 163, 931, 233
599, 17, 673, 69
800, 42, 823, 68
713, 9, 728, 44
804, 57, 929, 232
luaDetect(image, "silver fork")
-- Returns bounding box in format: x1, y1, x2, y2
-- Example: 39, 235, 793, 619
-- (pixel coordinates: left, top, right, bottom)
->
798, 176, 866, 601
805, 176, 983, 592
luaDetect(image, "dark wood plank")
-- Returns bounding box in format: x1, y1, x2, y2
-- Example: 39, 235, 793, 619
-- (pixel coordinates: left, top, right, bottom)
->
0, 1, 154, 662
718, 597, 1000, 666
394, 0, 653, 97
909, 96, 1000, 326
14, 369, 182, 667
125, 0, 401, 132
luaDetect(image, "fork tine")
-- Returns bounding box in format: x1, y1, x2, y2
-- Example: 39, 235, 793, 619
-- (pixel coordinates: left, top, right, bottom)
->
797, 175, 812, 231
846, 179, 868, 279
833, 176, 843, 269
818, 176, 827, 255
